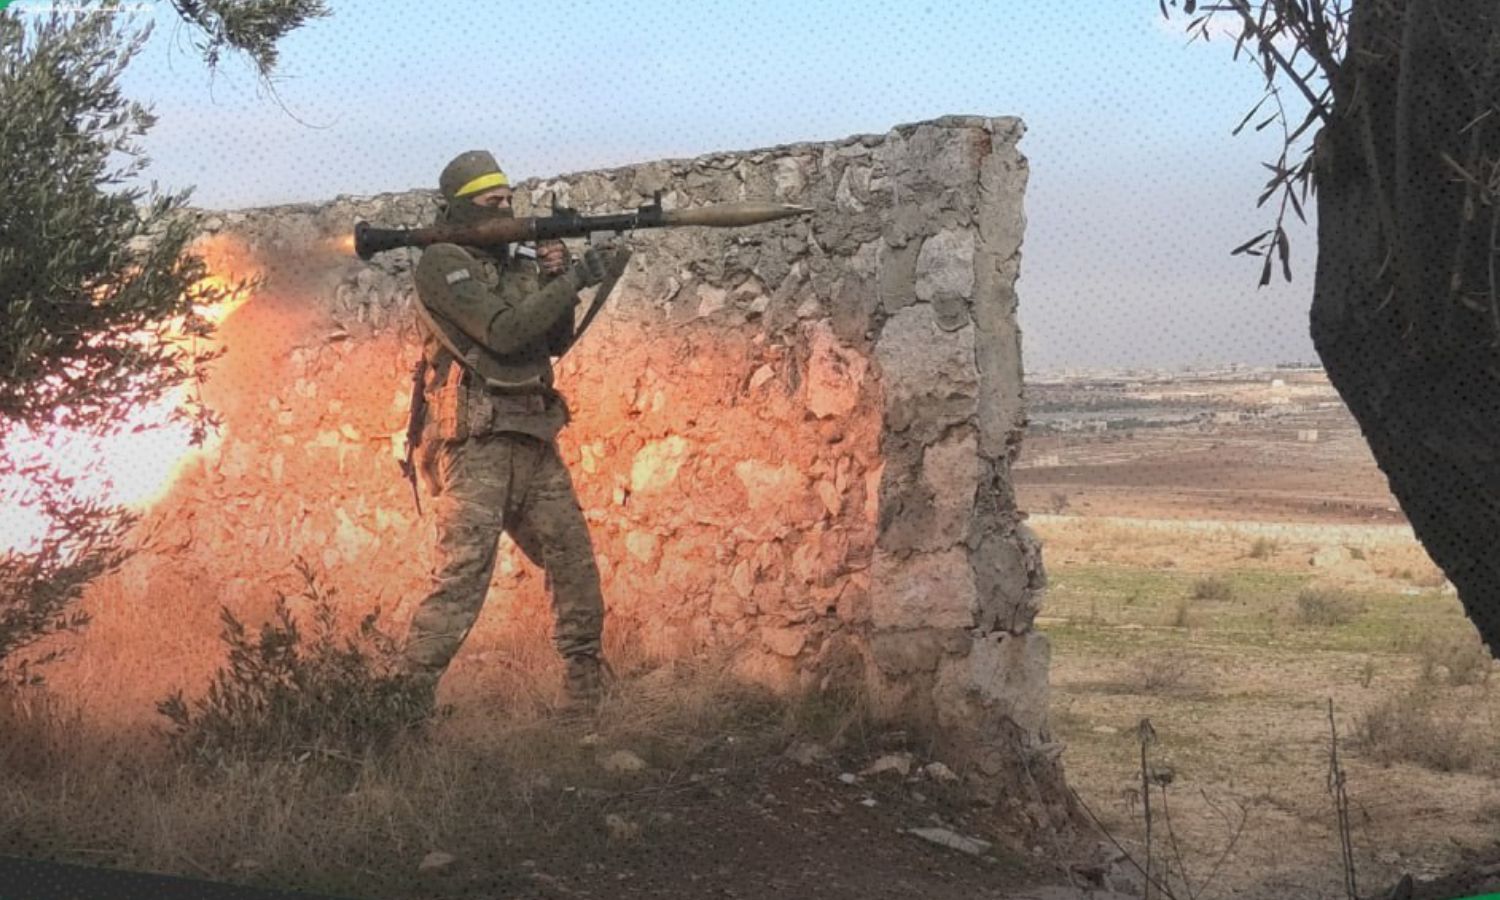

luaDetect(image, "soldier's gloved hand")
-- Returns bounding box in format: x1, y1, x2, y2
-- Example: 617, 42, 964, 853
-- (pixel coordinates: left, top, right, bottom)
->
569, 246, 609, 289
537, 240, 570, 276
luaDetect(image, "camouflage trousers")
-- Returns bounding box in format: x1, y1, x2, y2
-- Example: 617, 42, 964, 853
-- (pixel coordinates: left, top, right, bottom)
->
403, 432, 604, 680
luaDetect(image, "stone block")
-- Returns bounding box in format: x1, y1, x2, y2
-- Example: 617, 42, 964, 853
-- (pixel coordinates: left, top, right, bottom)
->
874, 305, 979, 435
629, 436, 691, 494
921, 428, 980, 547
870, 547, 977, 630
935, 631, 1051, 735
914, 229, 976, 305
804, 322, 869, 420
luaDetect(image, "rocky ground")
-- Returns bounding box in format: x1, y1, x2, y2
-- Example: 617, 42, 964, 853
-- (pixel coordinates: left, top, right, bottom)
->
404, 737, 1092, 900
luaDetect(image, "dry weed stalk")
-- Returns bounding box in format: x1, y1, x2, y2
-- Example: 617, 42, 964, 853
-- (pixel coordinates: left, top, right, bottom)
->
1069, 718, 1247, 900
1327, 698, 1358, 900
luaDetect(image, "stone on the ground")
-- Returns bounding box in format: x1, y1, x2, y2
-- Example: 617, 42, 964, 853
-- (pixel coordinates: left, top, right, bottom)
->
604, 813, 640, 842
1017, 888, 1136, 900
418, 851, 456, 873
906, 827, 992, 856
922, 761, 959, 783
785, 741, 829, 766
600, 750, 649, 773
862, 752, 915, 777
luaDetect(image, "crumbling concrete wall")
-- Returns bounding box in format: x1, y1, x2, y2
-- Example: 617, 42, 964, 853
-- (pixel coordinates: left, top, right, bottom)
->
69, 118, 1065, 815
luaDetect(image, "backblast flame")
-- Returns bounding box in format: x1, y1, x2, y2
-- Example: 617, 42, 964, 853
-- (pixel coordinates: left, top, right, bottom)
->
0, 236, 260, 555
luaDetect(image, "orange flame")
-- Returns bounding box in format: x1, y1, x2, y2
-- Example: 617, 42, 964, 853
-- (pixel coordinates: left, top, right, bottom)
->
0, 236, 260, 555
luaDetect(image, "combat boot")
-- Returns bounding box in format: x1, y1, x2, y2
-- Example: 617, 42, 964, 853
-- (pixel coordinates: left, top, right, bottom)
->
562, 653, 604, 710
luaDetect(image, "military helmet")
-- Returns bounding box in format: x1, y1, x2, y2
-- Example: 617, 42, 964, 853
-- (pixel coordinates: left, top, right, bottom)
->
439, 150, 510, 202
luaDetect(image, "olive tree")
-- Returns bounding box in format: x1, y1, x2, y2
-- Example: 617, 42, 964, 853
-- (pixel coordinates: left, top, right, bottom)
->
1165, 0, 1500, 656
0, 1, 326, 682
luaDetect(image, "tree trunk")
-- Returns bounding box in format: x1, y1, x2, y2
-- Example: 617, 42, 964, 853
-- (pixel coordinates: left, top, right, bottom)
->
1312, 0, 1500, 656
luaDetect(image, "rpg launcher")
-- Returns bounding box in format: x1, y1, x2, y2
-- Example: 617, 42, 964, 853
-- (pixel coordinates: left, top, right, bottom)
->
351, 193, 813, 260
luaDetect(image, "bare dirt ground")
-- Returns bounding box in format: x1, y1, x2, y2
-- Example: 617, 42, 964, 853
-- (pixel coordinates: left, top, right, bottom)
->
1016, 368, 1500, 900
1016, 368, 1403, 525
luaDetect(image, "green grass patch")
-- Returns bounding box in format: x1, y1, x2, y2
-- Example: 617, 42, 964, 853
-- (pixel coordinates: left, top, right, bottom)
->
1044, 563, 1466, 657
1190, 576, 1235, 601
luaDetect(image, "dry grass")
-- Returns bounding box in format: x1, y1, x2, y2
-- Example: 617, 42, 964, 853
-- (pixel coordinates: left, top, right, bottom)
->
1126, 654, 1197, 695
1034, 514, 1500, 897
0, 656, 870, 899
1292, 588, 1364, 627
1352, 687, 1489, 774
1190, 576, 1234, 602
1164, 596, 1196, 629
1246, 537, 1279, 560
1, 563, 883, 898
1371, 544, 1449, 587
1417, 630, 1495, 688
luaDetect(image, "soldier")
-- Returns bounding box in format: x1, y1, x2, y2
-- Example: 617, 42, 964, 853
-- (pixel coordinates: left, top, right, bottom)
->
400, 149, 621, 711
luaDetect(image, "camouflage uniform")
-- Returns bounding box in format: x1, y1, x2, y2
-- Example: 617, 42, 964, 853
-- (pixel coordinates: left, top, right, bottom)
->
402, 150, 610, 705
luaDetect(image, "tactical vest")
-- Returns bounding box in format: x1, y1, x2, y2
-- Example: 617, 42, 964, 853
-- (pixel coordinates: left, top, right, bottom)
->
413, 246, 574, 447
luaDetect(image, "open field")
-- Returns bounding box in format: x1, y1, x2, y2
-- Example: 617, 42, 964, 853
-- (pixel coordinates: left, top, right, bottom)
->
1020, 368, 1500, 900
1016, 367, 1403, 525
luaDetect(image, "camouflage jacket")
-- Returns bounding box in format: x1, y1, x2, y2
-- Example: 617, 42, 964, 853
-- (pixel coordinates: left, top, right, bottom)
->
413, 243, 581, 443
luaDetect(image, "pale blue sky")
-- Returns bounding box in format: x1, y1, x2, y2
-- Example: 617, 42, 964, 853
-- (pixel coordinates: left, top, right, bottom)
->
93, 0, 1319, 371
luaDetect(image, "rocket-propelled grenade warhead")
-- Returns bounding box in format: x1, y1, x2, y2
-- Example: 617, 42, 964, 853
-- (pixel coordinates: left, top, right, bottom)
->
352, 194, 813, 261
658, 201, 814, 228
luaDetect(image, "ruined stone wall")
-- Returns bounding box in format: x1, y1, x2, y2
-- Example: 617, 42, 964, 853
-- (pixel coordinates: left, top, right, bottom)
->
72, 118, 1058, 794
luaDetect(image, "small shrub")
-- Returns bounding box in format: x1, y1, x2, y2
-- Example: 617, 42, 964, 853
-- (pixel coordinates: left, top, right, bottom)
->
1247, 537, 1279, 560
157, 561, 430, 767
1190, 576, 1234, 601
1166, 596, 1195, 629
1353, 689, 1484, 773
1418, 631, 1495, 688
1128, 655, 1194, 694
1346, 545, 1367, 561
1048, 492, 1071, 515
1293, 588, 1364, 627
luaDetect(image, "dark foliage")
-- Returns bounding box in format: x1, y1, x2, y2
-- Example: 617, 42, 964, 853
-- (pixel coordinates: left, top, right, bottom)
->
157, 560, 435, 767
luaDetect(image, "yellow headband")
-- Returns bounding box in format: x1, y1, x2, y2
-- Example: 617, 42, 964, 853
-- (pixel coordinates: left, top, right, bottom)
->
455, 170, 510, 197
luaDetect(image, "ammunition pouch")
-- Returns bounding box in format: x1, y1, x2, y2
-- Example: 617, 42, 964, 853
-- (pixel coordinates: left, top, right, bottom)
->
422, 361, 569, 489
431, 358, 471, 444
